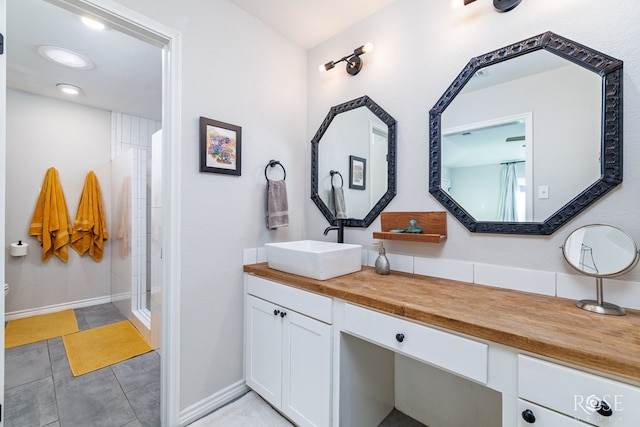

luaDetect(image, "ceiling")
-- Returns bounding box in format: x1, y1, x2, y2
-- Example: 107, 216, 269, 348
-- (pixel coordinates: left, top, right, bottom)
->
6, 0, 398, 122
228, 0, 398, 49
7, 0, 163, 121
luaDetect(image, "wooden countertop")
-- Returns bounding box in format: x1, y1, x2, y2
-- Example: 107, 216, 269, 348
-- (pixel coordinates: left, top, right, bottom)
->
244, 263, 640, 384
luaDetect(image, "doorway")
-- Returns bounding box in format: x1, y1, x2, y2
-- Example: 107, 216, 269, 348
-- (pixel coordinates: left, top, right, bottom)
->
1, 0, 181, 425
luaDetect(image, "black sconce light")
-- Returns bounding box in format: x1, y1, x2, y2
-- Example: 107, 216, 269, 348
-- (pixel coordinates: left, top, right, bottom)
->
320, 42, 373, 76
453, 0, 523, 12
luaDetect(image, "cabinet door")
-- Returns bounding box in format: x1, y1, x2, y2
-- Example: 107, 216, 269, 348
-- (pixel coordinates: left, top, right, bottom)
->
282, 309, 332, 427
245, 295, 283, 407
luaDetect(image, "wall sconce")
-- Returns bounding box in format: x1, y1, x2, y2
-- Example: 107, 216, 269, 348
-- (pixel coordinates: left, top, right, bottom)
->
452, 0, 523, 12
319, 42, 374, 76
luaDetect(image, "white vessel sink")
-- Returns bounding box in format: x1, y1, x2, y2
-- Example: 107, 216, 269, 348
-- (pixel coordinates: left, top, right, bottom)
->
265, 240, 362, 280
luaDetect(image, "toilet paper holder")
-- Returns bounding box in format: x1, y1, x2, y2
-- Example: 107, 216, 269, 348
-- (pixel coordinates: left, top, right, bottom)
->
10, 240, 28, 257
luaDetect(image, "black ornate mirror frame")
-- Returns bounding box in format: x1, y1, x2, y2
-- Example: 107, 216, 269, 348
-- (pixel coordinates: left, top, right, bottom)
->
311, 95, 397, 227
429, 31, 623, 235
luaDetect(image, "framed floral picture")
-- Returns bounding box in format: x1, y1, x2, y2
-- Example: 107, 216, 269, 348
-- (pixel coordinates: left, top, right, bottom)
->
349, 155, 366, 190
200, 117, 242, 175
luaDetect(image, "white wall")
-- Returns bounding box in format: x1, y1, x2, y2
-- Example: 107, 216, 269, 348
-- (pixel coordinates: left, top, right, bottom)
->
5, 89, 112, 313
306, 0, 640, 283
113, 0, 307, 411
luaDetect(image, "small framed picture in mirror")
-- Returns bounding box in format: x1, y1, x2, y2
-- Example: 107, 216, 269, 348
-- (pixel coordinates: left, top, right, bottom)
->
349, 155, 366, 190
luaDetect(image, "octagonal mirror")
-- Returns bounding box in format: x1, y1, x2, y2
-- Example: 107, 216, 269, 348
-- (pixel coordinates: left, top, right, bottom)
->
311, 95, 397, 227
429, 32, 623, 234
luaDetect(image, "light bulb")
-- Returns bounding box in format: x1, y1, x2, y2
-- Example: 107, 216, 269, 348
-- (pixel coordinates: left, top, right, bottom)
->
81, 16, 105, 30
57, 84, 82, 95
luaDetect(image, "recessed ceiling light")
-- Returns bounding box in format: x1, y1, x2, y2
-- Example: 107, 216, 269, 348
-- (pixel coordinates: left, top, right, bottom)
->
56, 83, 82, 95
81, 16, 106, 30
38, 46, 95, 70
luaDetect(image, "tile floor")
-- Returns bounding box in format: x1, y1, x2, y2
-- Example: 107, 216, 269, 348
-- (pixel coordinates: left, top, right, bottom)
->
4, 303, 160, 427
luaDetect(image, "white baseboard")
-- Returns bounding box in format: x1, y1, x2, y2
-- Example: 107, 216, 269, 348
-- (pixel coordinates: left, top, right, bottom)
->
179, 380, 249, 426
4, 295, 113, 321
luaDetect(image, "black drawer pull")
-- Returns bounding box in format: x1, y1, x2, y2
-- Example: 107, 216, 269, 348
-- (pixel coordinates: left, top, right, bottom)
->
521, 409, 535, 423
597, 400, 612, 417
395, 333, 405, 343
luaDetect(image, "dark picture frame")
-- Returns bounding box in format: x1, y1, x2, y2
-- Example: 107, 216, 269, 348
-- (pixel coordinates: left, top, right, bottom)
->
199, 116, 242, 175
349, 155, 366, 190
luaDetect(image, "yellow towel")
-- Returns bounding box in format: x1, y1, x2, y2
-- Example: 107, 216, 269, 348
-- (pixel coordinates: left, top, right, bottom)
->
29, 167, 72, 262
71, 171, 108, 261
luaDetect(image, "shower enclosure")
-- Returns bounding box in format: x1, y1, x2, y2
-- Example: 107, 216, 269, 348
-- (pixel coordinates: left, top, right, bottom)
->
110, 113, 162, 347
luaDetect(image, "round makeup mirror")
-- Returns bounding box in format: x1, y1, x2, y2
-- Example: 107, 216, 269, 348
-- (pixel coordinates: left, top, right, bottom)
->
562, 224, 639, 315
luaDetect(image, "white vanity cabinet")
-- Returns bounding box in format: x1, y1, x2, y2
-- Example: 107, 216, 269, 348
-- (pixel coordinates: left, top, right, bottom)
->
518, 355, 640, 426
245, 275, 333, 427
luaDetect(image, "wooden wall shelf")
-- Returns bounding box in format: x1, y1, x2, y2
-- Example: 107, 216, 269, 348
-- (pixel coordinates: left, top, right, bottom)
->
372, 212, 447, 243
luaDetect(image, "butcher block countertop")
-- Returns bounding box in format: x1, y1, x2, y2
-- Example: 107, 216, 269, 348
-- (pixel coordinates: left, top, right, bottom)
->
244, 263, 640, 384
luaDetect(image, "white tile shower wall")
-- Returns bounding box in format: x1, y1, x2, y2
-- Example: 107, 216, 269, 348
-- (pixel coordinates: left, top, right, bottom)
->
111, 112, 161, 310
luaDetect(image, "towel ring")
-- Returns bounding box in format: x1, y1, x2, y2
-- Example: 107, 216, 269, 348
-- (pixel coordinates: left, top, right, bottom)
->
330, 170, 343, 188
265, 160, 286, 181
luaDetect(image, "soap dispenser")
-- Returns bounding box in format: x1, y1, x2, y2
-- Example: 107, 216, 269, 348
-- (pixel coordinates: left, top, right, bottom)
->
375, 242, 390, 275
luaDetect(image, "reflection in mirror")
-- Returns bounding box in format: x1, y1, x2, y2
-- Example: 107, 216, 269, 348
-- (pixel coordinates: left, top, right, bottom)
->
429, 32, 623, 234
442, 114, 531, 221
562, 224, 639, 315
312, 96, 396, 227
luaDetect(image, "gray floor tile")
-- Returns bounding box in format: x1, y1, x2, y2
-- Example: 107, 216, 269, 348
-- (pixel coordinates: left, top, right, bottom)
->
50, 340, 112, 388
112, 351, 161, 393
126, 381, 161, 427
4, 304, 161, 426
74, 309, 91, 331
379, 409, 428, 427
75, 303, 126, 328
47, 337, 66, 360
4, 376, 58, 427
5, 341, 52, 389
55, 370, 137, 427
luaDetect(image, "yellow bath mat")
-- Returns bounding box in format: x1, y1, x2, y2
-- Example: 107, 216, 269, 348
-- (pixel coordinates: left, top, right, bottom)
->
62, 320, 153, 376
5, 309, 79, 348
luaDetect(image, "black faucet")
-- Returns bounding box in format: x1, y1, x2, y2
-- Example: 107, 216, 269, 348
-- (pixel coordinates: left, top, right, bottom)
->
323, 221, 344, 243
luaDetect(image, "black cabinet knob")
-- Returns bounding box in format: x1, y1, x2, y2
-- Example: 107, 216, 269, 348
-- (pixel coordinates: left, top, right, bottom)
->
280, 311, 287, 318
597, 401, 612, 417
395, 333, 405, 343
273, 309, 280, 316
521, 409, 535, 423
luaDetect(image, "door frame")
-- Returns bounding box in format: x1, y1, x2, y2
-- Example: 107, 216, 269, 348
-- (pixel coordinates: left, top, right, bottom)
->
1, 0, 7, 422
2, 0, 182, 425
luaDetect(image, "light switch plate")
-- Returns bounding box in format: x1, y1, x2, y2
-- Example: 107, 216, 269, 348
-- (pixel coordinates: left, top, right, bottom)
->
538, 185, 549, 199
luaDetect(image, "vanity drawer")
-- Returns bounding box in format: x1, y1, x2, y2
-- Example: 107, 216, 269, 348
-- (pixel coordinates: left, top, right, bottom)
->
518, 355, 640, 426
517, 399, 588, 426
246, 275, 333, 324
344, 303, 487, 383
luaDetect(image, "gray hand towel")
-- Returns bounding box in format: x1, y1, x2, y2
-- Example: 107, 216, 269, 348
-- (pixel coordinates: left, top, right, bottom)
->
266, 179, 289, 229
333, 186, 347, 219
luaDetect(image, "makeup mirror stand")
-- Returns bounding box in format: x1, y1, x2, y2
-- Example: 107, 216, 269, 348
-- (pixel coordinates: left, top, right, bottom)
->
576, 277, 626, 316
562, 224, 639, 316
